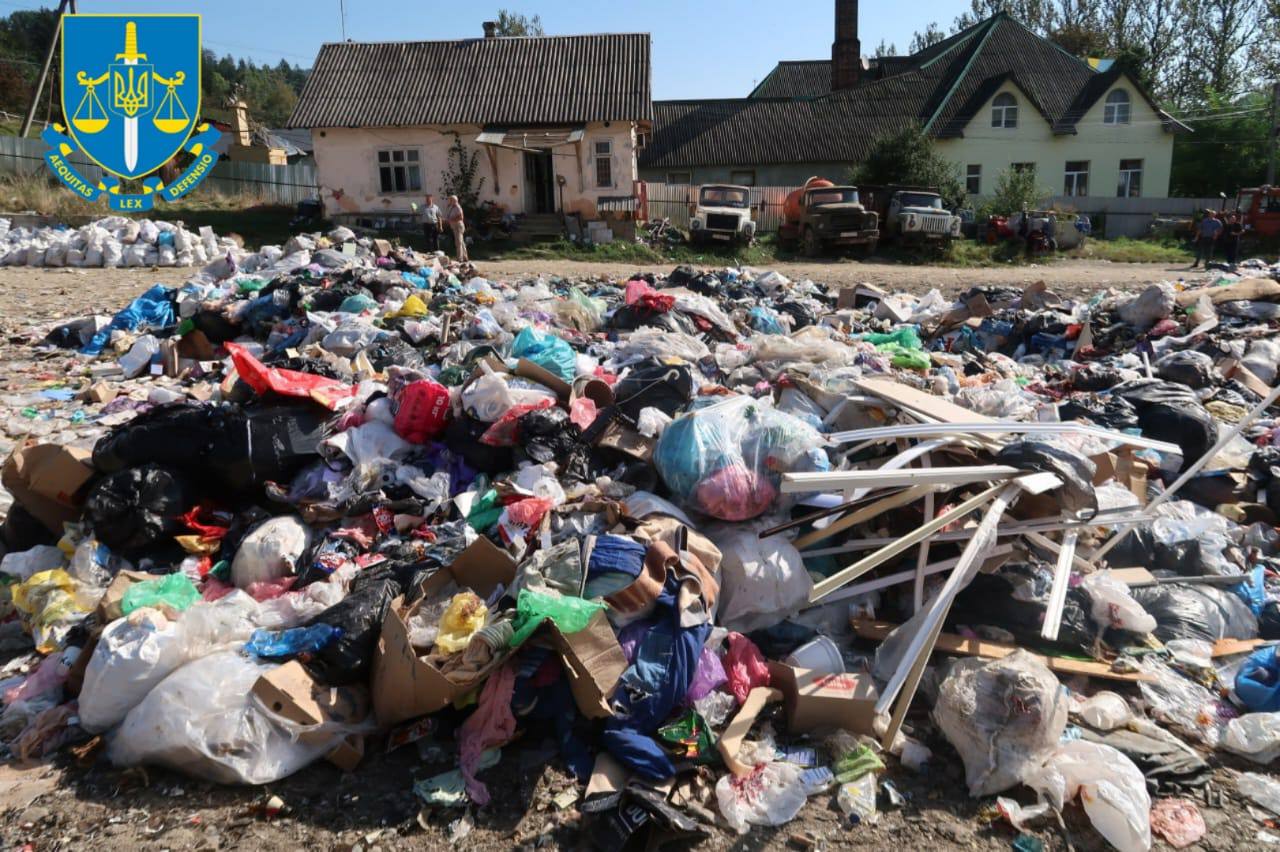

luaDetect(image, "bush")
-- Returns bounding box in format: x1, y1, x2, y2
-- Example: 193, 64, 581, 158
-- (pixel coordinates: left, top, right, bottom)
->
984, 167, 1052, 217
849, 123, 966, 209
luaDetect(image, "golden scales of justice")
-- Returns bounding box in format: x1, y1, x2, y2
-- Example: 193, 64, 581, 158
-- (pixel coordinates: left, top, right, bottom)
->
69, 21, 191, 169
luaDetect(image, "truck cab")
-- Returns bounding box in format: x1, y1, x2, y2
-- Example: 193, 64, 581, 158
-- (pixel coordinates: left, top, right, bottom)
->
689, 185, 757, 245
862, 186, 962, 241
779, 185, 879, 257
1236, 186, 1280, 239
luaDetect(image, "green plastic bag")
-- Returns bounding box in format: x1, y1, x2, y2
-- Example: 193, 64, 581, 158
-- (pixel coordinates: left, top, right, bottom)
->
466, 489, 502, 531
658, 710, 717, 762
833, 743, 885, 783
121, 572, 200, 616
862, 327, 923, 351
508, 589, 604, 648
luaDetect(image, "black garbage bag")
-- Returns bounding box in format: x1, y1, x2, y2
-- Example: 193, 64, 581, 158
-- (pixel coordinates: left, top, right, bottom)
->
1130, 580, 1258, 643
1259, 601, 1280, 640
444, 415, 513, 475
190, 308, 241, 343
1155, 350, 1217, 389
665, 265, 699, 289
775, 301, 816, 330
948, 569, 1096, 655
365, 338, 426, 372
995, 440, 1098, 518
612, 361, 695, 421
1136, 402, 1215, 472
1059, 394, 1139, 431
84, 465, 191, 556
304, 563, 404, 685
1, 503, 58, 553
519, 406, 580, 463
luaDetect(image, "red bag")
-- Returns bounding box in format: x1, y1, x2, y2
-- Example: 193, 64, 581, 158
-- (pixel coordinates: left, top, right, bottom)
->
226, 342, 359, 410
394, 380, 452, 443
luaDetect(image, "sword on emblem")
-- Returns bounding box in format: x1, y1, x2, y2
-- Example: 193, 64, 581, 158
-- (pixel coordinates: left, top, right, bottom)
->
113, 22, 147, 172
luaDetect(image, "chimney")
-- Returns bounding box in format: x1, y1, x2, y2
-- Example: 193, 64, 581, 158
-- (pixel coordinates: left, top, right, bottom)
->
483, 20, 498, 38
831, 0, 861, 90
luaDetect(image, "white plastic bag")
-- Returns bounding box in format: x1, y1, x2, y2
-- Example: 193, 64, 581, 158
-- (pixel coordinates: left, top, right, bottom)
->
708, 526, 811, 633
932, 650, 1069, 796
108, 651, 349, 785
715, 762, 807, 833
1223, 713, 1280, 764
1027, 741, 1150, 852
1239, 772, 1280, 816
1081, 573, 1156, 634
231, 516, 312, 589
1075, 691, 1132, 731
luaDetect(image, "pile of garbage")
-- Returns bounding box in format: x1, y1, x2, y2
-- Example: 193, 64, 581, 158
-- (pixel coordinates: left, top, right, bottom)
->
0, 216, 267, 268
3, 232, 1280, 851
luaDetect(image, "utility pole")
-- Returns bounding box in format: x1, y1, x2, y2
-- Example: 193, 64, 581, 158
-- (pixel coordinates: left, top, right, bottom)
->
1268, 80, 1280, 186
19, 0, 73, 138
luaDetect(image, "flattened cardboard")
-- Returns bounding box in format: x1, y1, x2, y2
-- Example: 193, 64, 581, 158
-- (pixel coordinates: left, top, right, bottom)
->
766, 662, 879, 736
718, 686, 783, 776
2, 442, 95, 534
538, 609, 627, 719
1176, 277, 1280, 307
252, 660, 370, 771
596, 420, 655, 461
371, 537, 517, 726
95, 570, 156, 623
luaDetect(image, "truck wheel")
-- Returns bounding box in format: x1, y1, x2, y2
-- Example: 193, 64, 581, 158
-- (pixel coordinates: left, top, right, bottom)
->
802, 228, 822, 257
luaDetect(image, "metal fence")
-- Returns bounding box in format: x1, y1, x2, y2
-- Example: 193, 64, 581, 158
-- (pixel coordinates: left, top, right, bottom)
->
644, 182, 802, 233
0, 133, 319, 205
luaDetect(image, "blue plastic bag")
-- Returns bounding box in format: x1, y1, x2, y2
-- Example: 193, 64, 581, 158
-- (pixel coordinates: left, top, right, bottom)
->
1234, 566, 1267, 616
83, 284, 175, 355
511, 327, 576, 382
245, 624, 344, 660
749, 306, 786, 334
1236, 645, 1280, 712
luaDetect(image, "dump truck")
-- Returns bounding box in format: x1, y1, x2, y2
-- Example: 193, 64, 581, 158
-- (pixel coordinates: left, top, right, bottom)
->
688, 184, 757, 245
860, 185, 962, 242
1234, 186, 1280, 240
778, 178, 879, 257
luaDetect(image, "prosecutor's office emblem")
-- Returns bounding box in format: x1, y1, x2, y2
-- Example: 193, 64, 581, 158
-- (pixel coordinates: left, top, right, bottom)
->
43, 14, 220, 211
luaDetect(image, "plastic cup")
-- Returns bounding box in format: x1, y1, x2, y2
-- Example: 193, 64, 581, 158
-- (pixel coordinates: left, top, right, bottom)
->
784, 635, 845, 675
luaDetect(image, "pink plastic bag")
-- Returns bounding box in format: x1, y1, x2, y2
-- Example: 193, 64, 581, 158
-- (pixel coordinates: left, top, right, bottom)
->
724, 632, 770, 704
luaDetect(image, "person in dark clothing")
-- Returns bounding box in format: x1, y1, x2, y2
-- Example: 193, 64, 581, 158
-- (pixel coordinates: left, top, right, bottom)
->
421, 193, 442, 253
1222, 213, 1244, 265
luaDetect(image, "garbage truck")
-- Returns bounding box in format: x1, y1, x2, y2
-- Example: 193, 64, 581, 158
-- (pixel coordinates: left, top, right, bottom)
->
778, 178, 879, 257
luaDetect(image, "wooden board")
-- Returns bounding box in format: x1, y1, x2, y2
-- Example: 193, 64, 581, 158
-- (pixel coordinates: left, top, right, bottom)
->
851, 619, 1155, 683
1105, 567, 1158, 585
855, 378, 996, 424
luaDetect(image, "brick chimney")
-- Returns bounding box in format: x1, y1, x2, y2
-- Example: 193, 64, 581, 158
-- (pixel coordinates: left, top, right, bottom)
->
831, 0, 861, 90
483, 21, 497, 38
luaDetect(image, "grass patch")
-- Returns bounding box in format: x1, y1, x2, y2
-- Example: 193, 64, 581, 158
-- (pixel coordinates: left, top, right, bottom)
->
1068, 236, 1192, 264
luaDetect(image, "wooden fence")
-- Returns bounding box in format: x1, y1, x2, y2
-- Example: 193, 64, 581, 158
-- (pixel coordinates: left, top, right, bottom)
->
0, 134, 319, 205
644, 182, 803, 234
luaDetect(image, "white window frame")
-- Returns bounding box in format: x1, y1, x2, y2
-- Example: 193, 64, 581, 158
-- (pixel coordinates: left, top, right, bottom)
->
991, 92, 1018, 129
593, 139, 614, 189
1104, 89, 1131, 125
966, 164, 981, 195
376, 147, 422, 194
1063, 160, 1089, 196
1118, 159, 1143, 197
730, 170, 757, 187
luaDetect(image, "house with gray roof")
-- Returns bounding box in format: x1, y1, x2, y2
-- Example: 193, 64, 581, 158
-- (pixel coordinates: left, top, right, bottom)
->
639, 0, 1186, 198
289, 24, 652, 218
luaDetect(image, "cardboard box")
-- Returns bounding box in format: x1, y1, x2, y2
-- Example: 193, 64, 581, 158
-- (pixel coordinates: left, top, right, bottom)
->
371, 537, 518, 726
1, 442, 95, 534
252, 660, 370, 771
766, 662, 879, 736
95, 570, 157, 623
536, 609, 626, 719
718, 686, 783, 775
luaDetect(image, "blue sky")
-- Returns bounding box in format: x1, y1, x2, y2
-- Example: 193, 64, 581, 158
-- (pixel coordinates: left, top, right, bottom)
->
2, 0, 964, 99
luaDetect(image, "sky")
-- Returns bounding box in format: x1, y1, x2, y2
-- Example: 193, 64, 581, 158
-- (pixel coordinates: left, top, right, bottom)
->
1, 0, 965, 99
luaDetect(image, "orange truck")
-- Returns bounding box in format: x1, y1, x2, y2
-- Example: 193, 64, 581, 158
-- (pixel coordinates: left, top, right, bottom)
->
778, 177, 879, 257
1234, 186, 1280, 239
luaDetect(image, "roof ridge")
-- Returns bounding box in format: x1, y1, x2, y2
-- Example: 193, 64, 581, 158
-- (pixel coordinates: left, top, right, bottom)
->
920, 15, 1002, 132
315, 32, 650, 49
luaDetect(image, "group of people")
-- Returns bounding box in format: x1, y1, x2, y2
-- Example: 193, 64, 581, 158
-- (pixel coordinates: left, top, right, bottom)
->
420, 193, 469, 263
1192, 209, 1245, 268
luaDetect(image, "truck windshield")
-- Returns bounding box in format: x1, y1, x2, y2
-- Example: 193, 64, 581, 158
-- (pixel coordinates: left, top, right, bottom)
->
1237, 191, 1255, 212
808, 188, 859, 205
700, 187, 749, 208
899, 193, 944, 209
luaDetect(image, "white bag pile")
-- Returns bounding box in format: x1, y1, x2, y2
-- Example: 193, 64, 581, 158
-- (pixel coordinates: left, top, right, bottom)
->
0, 216, 240, 269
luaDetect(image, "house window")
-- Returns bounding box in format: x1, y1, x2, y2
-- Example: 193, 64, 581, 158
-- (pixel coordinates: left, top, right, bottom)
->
376, 148, 421, 194
1012, 162, 1036, 174
730, 170, 757, 187
966, 164, 981, 195
593, 140, 613, 188
667, 171, 691, 185
1118, 158, 1143, 197
991, 92, 1018, 128
1104, 90, 1131, 125
1064, 161, 1089, 196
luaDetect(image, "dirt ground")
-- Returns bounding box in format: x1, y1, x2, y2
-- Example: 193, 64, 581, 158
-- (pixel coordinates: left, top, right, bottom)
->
0, 258, 1270, 851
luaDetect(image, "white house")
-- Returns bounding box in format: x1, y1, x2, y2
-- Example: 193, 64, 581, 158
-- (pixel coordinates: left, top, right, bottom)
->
289, 26, 653, 220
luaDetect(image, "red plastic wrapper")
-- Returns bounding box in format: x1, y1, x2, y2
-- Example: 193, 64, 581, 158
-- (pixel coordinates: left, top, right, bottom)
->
226, 342, 360, 410
480, 399, 554, 447
394, 379, 452, 444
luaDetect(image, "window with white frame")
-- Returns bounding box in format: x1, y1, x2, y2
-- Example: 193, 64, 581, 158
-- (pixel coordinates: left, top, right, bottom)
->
730, 170, 757, 187
377, 148, 422, 193
1104, 89, 1131, 125
593, 140, 613, 188
1118, 159, 1143, 197
966, 164, 981, 195
991, 92, 1018, 128
1063, 161, 1089, 196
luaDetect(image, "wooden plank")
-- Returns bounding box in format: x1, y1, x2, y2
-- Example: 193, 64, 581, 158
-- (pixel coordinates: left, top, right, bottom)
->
852, 619, 1155, 684
791, 484, 935, 549
1105, 567, 1158, 585
855, 377, 996, 424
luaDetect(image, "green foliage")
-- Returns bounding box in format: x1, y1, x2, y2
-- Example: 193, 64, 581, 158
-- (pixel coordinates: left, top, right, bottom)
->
0, 9, 60, 115
440, 136, 486, 218
984, 167, 1052, 217
1170, 89, 1272, 196
848, 123, 966, 209
199, 49, 306, 127
495, 10, 545, 36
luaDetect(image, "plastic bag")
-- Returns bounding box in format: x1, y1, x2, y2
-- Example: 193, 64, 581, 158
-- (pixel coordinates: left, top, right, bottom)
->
245, 624, 343, 659
109, 652, 355, 784
1026, 741, 1150, 852
84, 465, 190, 557
227, 342, 359, 411
303, 565, 402, 685
1116, 283, 1174, 329
79, 609, 185, 732
122, 573, 200, 616
715, 761, 807, 834
1223, 712, 1280, 764
231, 516, 312, 590
433, 592, 489, 654
1239, 772, 1280, 816
932, 650, 1070, 797
1236, 646, 1280, 712
709, 527, 811, 632
1131, 582, 1257, 644
654, 396, 827, 521
1080, 573, 1156, 634
508, 589, 604, 648
1149, 798, 1205, 849
511, 327, 576, 382
1138, 656, 1229, 745
1075, 691, 1132, 731
11, 569, 91, 653
394, 380, 451, 444
723, 632, 770, 704
750, 326, 854, 366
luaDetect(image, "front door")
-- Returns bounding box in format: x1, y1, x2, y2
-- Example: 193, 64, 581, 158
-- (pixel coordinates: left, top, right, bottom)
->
523, 150, 556, 214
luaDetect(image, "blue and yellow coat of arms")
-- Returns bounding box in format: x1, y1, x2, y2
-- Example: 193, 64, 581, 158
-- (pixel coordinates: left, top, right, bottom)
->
42, 14, 221, 211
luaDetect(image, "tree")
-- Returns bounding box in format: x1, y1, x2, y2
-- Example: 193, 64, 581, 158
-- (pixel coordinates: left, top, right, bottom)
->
848, 123, 966, 208
441, 136, 486, 217
873, 39, 899, 58
954, 0, 1060, 34
495, 10, 544, 36
986, 166, 1052, 216
909, 23, 946, 53
1170, 89, 1272, 195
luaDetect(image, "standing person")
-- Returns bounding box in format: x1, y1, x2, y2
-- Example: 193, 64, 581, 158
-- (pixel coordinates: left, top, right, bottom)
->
421, 193, 442, 253
1192, 210, 1222, 268
445, 195, 468, 263
1222, 212, 1244, 265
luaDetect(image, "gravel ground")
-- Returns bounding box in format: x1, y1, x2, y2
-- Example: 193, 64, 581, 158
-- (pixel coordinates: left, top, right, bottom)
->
0, 259, 1269, 852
